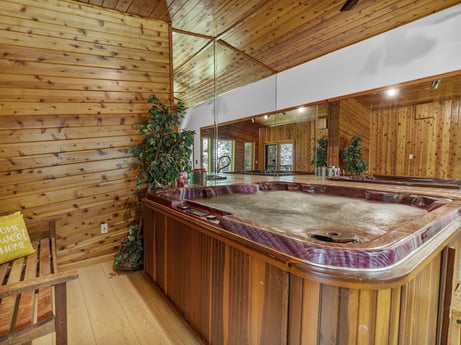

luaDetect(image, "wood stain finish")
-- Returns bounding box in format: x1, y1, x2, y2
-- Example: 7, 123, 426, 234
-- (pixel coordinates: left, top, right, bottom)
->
144, 198, 461, 345
0, 0, 171, 268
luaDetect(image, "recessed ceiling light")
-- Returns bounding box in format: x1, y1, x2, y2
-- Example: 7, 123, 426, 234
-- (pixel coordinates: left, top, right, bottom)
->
386, 88, 399, 97
264, 115, 269, 120
298, 106, 306, 113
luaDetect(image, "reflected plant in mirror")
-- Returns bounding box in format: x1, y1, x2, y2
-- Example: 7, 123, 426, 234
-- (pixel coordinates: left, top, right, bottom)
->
311, 135, 328, 168
341, 135, 367, 176
200, 72, 461, 179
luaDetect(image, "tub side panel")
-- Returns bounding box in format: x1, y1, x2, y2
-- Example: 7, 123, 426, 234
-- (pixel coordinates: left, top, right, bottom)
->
225, 247, 289, 345
398, 253, 442, 345
166, 218, 213, 342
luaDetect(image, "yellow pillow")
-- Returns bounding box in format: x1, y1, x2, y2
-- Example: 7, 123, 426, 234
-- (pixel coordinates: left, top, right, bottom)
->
0, 212, 35, 264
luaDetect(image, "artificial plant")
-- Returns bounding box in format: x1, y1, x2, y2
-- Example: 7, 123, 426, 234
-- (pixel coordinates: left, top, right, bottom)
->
341, 134, 367, 175
311, 135, 328, 167
114, 95, 195, 271
113, 189, 145, 271
113, 223, 143, 271
130, 94, 195, 189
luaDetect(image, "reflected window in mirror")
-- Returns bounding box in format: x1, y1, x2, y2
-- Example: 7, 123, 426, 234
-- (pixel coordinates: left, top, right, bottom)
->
217, 139, 234, 173
201, 137, 209, 170
244, 142, 254, 171
280, 142, 294, 171
265, 144, 276, 170
202, 136, 234, 173
265, 141, 294, 171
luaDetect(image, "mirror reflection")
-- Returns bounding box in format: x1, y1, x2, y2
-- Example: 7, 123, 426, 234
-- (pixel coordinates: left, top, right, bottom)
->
201, 105, 322, 177
201, 71, 461, 180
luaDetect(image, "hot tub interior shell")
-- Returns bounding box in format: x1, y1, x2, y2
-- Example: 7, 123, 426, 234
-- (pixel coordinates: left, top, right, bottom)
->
148, 182, 461, 270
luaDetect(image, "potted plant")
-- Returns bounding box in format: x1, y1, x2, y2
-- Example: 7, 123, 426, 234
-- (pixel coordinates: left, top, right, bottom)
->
311, 135, 328, 174
341, 134, 367, 175
131, 95, 195, 189
114, 95, 195, 271
113, 188, 145, 271
113, 222, 143, 271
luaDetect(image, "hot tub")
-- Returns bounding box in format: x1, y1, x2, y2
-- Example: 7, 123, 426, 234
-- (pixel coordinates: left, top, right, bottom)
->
329, 175, 461, 189
225, 170, 311, 176
147, 182, 461, 270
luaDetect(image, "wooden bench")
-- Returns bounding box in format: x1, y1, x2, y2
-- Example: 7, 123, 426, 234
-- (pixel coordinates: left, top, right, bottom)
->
0, 217, 78, 345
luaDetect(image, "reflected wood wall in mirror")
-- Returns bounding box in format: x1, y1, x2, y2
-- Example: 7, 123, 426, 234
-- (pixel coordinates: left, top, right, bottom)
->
201, 71, 461, 179
356, 72, 461, 178
201, 105, 326, 174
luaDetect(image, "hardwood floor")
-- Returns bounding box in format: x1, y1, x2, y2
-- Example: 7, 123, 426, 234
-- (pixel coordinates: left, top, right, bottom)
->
32, 261, 200, 345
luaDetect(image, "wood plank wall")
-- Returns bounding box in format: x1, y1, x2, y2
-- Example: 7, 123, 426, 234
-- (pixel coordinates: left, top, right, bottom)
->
259, 120, 317, 172
338, 98, 371, 170
202, 120, 260, 171
369, 97, 461, 177
324, 98, 371, 171
218, 121, 260, 171
0, 0, 171, 269
327, 101, 340, 167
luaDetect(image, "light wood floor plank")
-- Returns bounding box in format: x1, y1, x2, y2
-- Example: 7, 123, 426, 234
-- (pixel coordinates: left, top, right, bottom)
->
100, 261, 199, 345
67, 276, 98, 345
32, 261, 199, 345
78, 263, 141, 345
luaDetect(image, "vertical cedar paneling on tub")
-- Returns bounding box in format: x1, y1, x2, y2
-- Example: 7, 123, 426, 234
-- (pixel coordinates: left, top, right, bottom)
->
287, 256, 442, 345
369, 97, 461, 178
144, 199, 460, 345
0, 0, 171, 268
144, 204, 290, 345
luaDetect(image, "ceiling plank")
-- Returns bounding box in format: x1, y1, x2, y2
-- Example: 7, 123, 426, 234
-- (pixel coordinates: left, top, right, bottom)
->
217, 39, 276, 74
70, 0, 461, 107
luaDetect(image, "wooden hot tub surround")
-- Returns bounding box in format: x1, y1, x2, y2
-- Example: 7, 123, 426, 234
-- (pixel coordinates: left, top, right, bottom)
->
143, 182, 461, 345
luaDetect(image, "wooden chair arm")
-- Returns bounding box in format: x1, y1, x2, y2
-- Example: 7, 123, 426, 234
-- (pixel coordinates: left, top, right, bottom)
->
0, 270, 78, 298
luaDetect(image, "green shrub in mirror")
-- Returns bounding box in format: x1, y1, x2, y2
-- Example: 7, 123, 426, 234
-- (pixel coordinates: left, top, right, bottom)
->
341, 135, 367, 175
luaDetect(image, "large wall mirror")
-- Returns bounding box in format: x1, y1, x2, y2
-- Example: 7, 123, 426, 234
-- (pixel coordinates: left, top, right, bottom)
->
201, 104, 322, 177
200, 70, 461, 181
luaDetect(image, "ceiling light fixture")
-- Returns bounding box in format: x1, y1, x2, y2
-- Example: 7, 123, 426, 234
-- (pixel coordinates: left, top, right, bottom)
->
431, 79, 441, 89
386, 88, 399, 97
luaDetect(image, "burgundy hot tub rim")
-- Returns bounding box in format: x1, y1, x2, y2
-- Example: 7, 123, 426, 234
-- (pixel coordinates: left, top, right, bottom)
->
146, 182, 461, 270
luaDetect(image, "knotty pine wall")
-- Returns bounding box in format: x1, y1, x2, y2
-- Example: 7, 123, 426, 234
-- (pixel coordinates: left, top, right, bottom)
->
369, 97, 461, 177
327, 98, 371, 170
207, 121, 260, 171
259, 120, 317, 172
339, 98, 371, 169
0, 0, 171, 269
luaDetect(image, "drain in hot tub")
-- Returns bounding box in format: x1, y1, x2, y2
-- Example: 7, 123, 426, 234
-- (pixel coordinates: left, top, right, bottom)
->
309, 230, 361, 244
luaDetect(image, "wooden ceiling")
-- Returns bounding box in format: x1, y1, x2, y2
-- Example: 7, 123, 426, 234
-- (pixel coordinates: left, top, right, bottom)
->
75, 0, 461, 108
